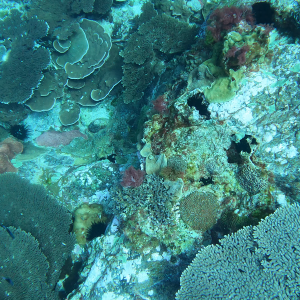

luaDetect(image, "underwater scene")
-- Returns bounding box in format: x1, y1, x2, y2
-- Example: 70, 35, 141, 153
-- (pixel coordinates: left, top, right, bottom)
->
0, 0, 300, 299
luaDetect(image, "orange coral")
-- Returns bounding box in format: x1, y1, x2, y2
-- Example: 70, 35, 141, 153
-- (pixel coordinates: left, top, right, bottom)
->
0, 138, 23, 174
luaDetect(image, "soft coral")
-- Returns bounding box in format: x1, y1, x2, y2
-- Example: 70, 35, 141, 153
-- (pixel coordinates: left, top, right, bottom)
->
208, 6, 254, 41
225, 44, 251, 66
120, 166, 145, 188
152, 94, 169, 114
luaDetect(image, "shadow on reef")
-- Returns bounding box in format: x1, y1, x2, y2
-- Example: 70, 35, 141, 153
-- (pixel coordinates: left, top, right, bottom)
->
58, 258, 84, 300
210, 205, 276, 245
226, 135, 258, 164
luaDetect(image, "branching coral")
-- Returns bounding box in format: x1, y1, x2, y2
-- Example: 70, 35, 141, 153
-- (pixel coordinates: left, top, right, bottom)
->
177, 204, 300, 299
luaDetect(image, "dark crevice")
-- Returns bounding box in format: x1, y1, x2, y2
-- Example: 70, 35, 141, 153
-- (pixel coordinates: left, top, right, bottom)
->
200, 177, 213, 185
226, 135, 257, 164
58, 259, 83, 299
252, 2, 275, 25
187, 94, 211, 120
99, 154, 116, 163
86, 222, 107, 242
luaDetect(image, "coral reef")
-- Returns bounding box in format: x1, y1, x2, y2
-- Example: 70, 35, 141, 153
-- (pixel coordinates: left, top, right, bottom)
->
109, 175, 201, 254
0, 173, 75, 294
1, 0, 300, 298
0, 7, 122, 126
176, 204, 300, 299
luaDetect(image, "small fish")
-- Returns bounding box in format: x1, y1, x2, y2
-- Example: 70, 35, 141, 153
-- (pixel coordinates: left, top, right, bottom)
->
0, 224, 15, 239
2, 277, 13, 286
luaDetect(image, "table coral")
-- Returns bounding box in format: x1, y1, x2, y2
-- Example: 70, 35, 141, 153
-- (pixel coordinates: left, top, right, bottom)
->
121, 8, 198, 103
0, 9, 50, 104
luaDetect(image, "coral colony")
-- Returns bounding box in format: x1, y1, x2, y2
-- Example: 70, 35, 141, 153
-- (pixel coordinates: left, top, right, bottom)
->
0, 0, 300, 299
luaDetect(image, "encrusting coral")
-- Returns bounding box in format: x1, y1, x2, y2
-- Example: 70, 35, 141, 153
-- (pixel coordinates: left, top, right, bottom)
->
35, 130, 88, 148
0, 137, 23, 173
73, 203, 107, 245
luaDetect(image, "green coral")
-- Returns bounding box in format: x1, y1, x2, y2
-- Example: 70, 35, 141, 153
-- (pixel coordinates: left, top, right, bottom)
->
122, 9, 197, 103
200, 17, 273, 103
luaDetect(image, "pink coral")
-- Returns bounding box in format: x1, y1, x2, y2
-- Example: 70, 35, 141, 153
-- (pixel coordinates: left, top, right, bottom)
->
36, 130, 87, 147
0, 138, 23, 174
153, 95, 168, 114
120, 166, 145, 188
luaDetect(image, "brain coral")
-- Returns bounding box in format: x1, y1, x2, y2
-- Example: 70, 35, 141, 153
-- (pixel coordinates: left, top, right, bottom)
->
180, 191, 219, 232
